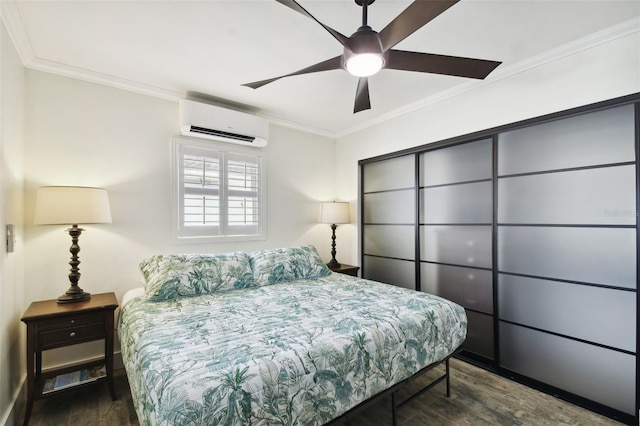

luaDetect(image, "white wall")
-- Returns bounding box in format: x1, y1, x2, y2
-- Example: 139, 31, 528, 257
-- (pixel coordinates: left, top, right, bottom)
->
23, 70, 337, 368
0, 20, 25, 426
336, 32, 640, 264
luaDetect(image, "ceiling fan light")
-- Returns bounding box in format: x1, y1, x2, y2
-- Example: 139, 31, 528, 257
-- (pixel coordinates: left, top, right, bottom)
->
346, 53, 384, 77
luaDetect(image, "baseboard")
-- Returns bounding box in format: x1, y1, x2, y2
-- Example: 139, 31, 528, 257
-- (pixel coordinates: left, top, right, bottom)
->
2, 375, 26, 426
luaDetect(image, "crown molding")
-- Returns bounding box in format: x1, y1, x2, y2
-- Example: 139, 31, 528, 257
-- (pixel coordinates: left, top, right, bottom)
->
263, 114, 336, 139
1, 1, 34, 65
28, 57, 185, 101
336, 16, 640, 138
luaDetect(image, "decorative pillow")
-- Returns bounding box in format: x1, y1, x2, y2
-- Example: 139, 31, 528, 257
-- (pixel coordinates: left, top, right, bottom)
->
249, 245, 331, 286
140, 252, 255, 301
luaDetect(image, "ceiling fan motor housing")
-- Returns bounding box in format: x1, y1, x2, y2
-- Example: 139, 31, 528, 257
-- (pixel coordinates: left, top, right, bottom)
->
344, 25, 387, 69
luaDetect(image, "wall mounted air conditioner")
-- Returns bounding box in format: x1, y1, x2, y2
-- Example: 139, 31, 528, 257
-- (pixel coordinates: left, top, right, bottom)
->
179, 100, 268, 148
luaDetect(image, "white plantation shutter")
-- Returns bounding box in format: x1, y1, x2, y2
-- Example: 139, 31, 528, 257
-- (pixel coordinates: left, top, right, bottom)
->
225, 153, 261, 234
174, 137, 265, 241
183, 148, 220, 229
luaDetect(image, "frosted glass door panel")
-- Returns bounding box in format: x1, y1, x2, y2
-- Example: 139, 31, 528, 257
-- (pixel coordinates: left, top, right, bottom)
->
363, 256, 415, 290
363, 225, 414, 260
363, 156, 415, 193
420, 139, 492, 186
465, 311, 494, 359
498, 165, 636, 225
421, 181, 492, 224
364, 190, 414, 224
421, 226, 492, 268
498, 105, 635, 176
498, 226, 636, 288
499, 274, 635, 352
421, 263, 493, 314
500, 323, 635, 414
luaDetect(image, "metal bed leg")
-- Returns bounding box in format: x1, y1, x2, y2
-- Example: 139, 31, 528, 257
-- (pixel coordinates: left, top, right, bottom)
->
391, 391, 398, 426
446, 358, 451, 397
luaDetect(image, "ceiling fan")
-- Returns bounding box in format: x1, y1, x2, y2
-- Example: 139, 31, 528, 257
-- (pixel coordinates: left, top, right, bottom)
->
243, 0, 501, 114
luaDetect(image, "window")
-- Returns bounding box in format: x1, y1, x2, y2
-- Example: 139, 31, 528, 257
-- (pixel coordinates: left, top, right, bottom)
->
173, 136, 265, 241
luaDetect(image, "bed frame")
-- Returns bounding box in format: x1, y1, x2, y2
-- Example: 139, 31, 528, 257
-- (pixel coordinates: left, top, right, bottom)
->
328, 349, 459, 425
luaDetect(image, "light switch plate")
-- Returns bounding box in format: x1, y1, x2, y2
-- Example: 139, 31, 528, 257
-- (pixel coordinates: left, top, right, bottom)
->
6, 224, 14, 253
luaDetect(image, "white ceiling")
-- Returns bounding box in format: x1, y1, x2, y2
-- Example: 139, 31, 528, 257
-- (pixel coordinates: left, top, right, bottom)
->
3, 0, 640, 136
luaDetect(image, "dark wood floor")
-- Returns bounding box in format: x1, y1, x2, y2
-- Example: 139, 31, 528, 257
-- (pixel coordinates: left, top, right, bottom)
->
20, 358, 622, 425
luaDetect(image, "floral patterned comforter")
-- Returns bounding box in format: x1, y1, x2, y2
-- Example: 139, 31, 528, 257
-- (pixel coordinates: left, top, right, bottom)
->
118, 274, 467, 425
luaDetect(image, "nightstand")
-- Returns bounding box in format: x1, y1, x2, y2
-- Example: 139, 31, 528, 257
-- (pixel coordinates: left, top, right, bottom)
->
328, 263, 360, 277
21, 292, 119, 426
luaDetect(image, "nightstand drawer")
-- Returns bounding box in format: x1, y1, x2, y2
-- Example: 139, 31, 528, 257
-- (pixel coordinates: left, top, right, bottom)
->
40, 321, 105, 349
39, 312, 106, 350
39, 311, 105, 333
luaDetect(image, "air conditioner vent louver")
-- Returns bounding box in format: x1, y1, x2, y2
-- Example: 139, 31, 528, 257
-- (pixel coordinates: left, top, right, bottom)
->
188, 126, 256, 143
179, 100, 268, 148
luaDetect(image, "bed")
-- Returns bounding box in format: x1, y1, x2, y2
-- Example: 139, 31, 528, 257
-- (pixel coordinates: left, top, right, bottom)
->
118, 245, 467, 425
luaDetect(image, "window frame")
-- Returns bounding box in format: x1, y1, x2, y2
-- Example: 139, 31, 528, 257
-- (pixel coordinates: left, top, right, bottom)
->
172, 136, 266, 243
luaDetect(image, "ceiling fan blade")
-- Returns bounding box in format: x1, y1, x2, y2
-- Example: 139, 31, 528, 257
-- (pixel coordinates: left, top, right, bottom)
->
386, 50, 501, 79
354, 77, 371, 113
275, 0, 351, 48
243, 56, 343, 89
379, 0, 460, 51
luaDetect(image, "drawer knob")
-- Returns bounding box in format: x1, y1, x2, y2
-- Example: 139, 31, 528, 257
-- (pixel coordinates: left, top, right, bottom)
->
70, 320, 75, 324
69, 331, 76, 337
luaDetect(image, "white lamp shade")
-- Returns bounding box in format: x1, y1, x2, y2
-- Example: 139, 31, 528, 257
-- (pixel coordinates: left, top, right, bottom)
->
34, 186, 112, 225
318, 202, 350, 225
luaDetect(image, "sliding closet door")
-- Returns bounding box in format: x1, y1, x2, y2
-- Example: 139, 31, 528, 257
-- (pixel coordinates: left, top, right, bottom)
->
360, 96, 638, 423
362, 155, 416, 289
419, 139, 494, 359
497, 105, 637, 415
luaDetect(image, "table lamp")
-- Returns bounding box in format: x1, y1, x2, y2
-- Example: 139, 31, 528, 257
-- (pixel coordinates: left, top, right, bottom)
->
34, 186, 112, 303
318, 201, 350, 268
